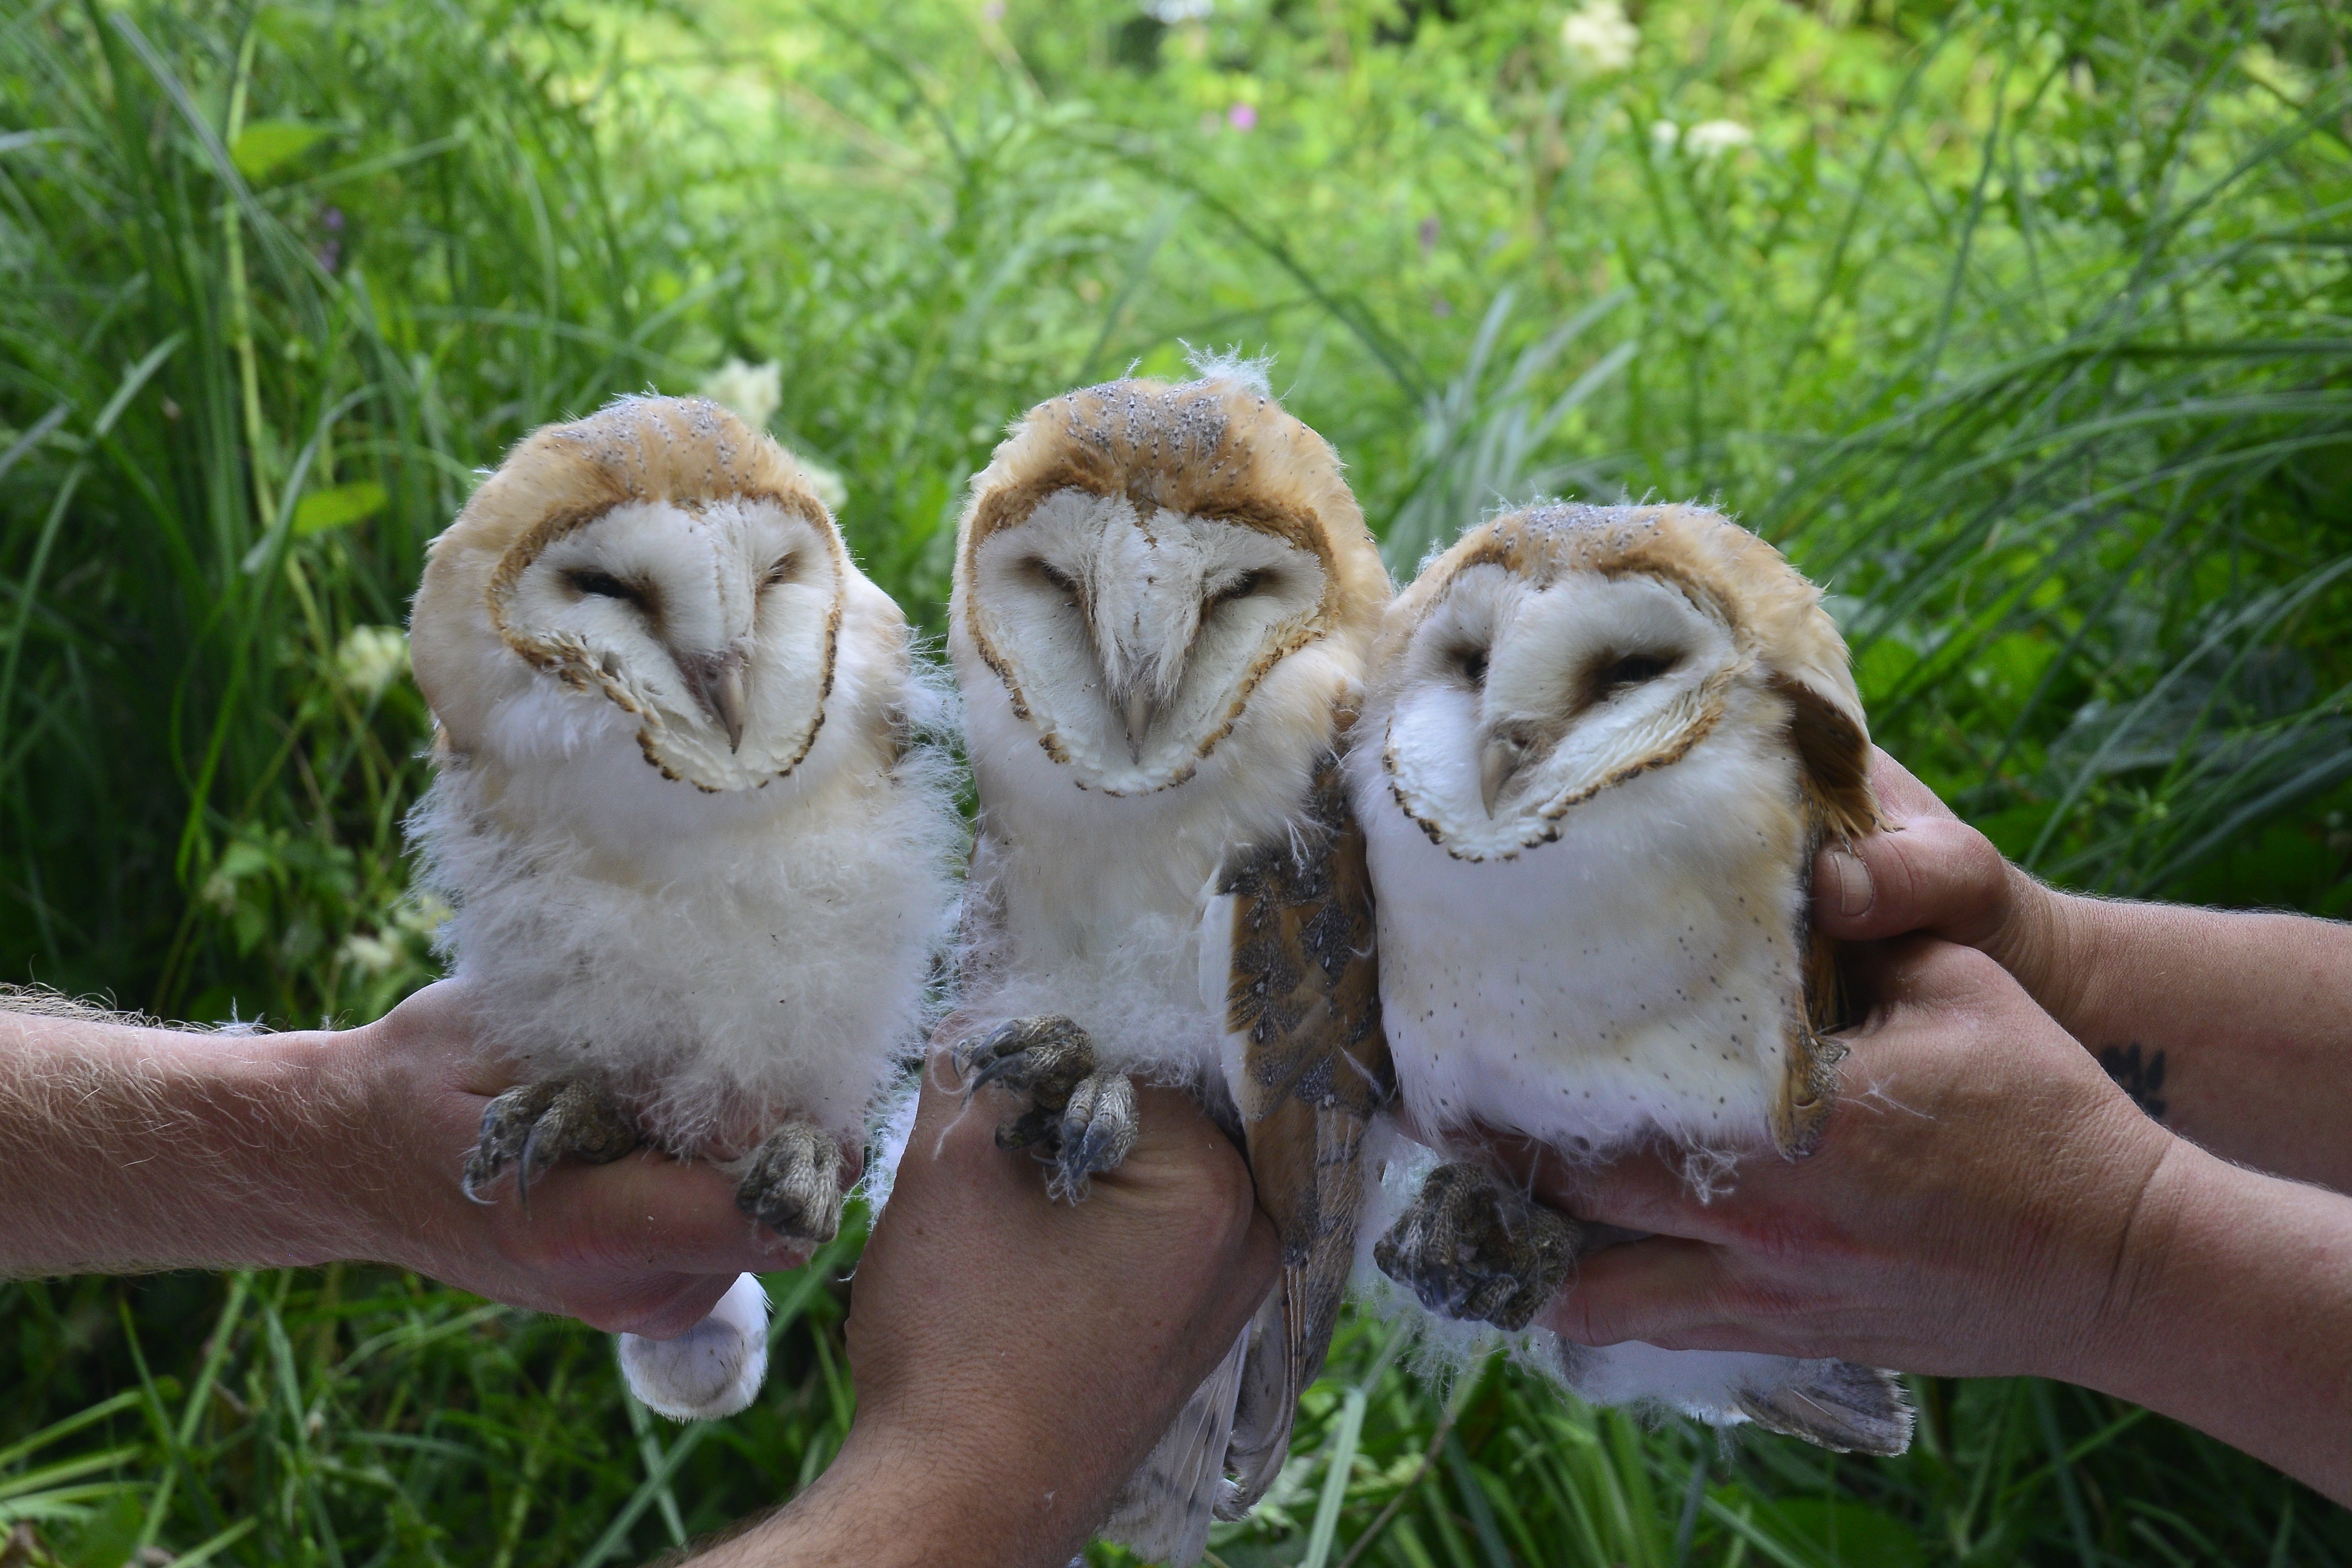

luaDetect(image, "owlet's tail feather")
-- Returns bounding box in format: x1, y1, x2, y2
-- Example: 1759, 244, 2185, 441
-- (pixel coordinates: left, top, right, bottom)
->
1096, 1318, 1255, 1566
1732, 1360, 1914, 1457
618, 1273, 771, 1422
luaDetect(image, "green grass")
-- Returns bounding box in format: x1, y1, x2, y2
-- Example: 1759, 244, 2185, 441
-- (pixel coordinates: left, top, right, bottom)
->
2, 0, 2349, 1563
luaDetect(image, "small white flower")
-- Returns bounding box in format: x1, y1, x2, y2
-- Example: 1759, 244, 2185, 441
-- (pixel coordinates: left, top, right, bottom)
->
793, 454, 850, 516
336, 625, 409, 699
338, 931, 403, 976
1684, 119, 1755, 158
199, 870, 240, 913
392, 895, 452, 941
1649, 119, 1681, 152
1560, 0, 1638, 75
698, 358, 784, 432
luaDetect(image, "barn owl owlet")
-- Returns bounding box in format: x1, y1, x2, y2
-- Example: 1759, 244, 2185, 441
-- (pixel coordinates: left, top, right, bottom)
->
408, 396, 958, 1421
1347, 502, 1911, 1455
945, 366, 1394, 1563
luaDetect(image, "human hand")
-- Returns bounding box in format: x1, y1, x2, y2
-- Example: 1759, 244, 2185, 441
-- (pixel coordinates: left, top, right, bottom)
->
325, 980, 791, 1336
689, 1064, 1280, 1567
1811, 749, 2081, 1013
1528, 938, 2174, 1383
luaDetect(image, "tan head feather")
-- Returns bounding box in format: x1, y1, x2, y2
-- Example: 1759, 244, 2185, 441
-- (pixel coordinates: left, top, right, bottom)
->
952, 375, 1388, 792
1373, 502, 1877, 842
414, 397, 875, 791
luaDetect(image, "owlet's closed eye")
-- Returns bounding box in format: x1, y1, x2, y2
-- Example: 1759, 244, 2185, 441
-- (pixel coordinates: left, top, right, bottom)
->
1026, 557, 1080, 600
1454, 646, 1489, 686
1209, 568, 1271, 609
565, 567, 648, 609
1593, 650, 1675, 702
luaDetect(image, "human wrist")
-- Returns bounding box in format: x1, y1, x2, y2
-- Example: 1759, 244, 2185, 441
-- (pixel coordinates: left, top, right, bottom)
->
2054, 1135, 2352, 1500
275, 1014, 454, 1275
854, 1388, 1105, 1561
0, 1014, 375, 1275
2031, 1126, 2194, 1393
727, 1403, 1091, 1568
205, 1025, 383, 1269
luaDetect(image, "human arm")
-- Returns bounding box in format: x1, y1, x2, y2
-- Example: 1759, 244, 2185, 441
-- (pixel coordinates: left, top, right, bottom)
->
1813, 748, 2352, 1191
0, 981, 784, 1335
684, 1070, 1281, 1568
1529, 938, 2352, 1504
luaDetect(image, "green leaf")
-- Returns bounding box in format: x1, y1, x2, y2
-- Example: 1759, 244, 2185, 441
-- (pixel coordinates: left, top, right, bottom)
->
1755, 1499, 1925, 1568
1852, 637, 1919, 704
66, 1490, 144, 1568
293, 480, 386, 536
229, 120, 330, 181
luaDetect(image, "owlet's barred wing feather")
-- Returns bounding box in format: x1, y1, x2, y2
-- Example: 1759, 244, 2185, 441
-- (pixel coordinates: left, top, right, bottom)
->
1211, 748, 1394, 1510
1774, 662, 1883, 1159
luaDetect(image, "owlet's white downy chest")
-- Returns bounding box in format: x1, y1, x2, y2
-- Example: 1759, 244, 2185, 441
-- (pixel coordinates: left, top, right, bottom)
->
1348, 502, 1912, 1457
407, 397, 958, 1422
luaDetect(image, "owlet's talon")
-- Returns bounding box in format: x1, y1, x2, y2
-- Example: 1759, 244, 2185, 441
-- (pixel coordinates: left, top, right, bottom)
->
953, 1014, 1136, 1201
1050, 1068, 1137, 1203
464, 1081, 559, 1203
463, 1077, 639, 1205
734, 1121, 844, 1244
1373, 1162, 1584, 1332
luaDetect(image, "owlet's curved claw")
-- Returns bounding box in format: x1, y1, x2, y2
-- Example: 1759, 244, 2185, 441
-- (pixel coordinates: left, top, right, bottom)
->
1050, 1068, 1137, 1204
462, 1077, 640, 1205
1373, 1162, 1584, 1333
955, 1014, 1138, 1202
734, 1120, 844, 1244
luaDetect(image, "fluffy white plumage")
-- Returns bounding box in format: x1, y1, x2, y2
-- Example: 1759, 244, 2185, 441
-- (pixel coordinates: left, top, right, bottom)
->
1348, 502, 1910, 1453
1361, 696, 1807, 1152
409, 396, 960, 1421
946, 370, 1392, 1563
949, 373, 1387, 1091
409, 668, 958, 1156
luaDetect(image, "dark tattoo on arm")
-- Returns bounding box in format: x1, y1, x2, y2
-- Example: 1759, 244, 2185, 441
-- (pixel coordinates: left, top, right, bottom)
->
2097, 1042, 2167, 1120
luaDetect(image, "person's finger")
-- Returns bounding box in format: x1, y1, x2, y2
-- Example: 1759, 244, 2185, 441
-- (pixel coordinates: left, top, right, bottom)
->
1542, 1235, 1747, 1347
586, 1270, 749, 1338
1847, 933, 2019, 1019
509, 1149, 803, 1277
1862, 746, 1956, 826
1813, 812, 2013, 946
1517, 1140, 1753, 1242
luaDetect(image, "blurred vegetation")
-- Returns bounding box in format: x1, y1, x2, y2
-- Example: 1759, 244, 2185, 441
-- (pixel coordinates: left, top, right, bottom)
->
1, 0, 2347, 1563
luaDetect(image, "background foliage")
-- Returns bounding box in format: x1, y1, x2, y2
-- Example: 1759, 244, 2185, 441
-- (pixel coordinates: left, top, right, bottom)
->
2, 0, 2347, 1562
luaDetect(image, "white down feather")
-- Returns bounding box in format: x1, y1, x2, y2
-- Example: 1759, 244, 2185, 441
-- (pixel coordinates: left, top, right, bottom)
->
1345, 681, 1871, 1435
412, 605, 963, 1157
1352, 683, 1808, 1155
949, 629, 1360, 1092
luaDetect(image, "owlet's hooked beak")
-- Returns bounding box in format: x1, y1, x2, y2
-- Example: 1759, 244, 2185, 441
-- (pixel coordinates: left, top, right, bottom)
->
1121, 689, 1157, 765
1479, 727, 1535, 817
678, 650, 751, 753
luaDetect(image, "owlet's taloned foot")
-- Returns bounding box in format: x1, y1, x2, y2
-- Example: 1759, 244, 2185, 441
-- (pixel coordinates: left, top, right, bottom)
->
734, 1119, 846, 1244
956, 1014, 1137, 1203
1374, 1162, 1584, 1332
463, 1077, 640, 1204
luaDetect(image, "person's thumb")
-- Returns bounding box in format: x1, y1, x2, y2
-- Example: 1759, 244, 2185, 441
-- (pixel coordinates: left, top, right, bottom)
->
1813, 814, 2017, 950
